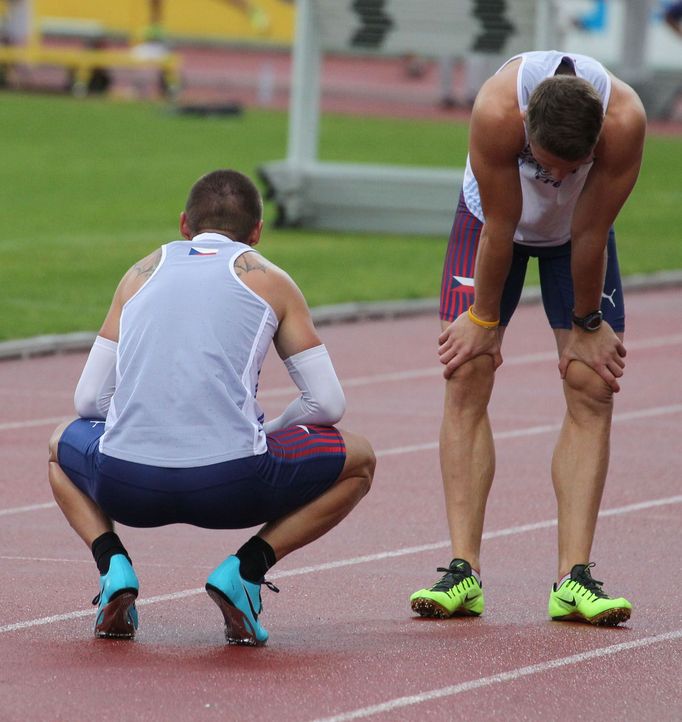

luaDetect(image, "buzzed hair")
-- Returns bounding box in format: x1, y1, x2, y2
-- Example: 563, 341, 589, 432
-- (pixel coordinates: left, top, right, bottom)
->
526, 76, 604, 161
184, 169, 263, 242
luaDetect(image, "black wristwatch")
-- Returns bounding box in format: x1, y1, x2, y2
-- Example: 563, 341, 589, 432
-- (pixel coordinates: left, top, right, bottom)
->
572, 309, 603, 332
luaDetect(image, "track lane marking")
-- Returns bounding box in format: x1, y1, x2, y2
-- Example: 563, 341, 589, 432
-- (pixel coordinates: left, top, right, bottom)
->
309, 630, 682, 722
1, 494, 680, 636
0, 502, 57, 517
374, 403, 682, 457
1, 333, 681, 432
1, 403, 680, 517
0, 416, 68, 432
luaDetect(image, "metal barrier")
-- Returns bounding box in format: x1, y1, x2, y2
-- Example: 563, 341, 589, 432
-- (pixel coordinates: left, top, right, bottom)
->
260, 0, 548, 236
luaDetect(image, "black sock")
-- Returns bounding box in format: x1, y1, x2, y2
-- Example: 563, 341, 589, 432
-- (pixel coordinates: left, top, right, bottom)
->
235, 536, 276, 583
91, 532, 131, 575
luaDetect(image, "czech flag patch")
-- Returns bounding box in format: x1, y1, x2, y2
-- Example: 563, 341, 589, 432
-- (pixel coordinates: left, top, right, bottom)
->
189, 247, 218, 256
451, 275, 475, 289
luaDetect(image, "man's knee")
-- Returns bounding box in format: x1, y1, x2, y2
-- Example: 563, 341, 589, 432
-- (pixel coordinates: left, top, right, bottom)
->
339, 430, 375, 496
353, 434, 376, 496
564, 361, 613, 410
48, 420, 71, 463
445, 355, 496, 411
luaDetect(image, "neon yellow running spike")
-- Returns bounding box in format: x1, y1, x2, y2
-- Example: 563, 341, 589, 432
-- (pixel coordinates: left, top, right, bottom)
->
548, 563, 632, 627
410, 559, 484, 618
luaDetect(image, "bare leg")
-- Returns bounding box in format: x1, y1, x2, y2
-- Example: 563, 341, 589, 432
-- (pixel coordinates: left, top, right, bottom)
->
440, 334, 500, 570
552, 330, 617, 579
257, 429, 375, 561
48, 421, 112, 548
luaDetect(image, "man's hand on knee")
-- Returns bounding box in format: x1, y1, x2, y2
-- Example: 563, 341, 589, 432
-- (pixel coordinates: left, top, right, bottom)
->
558, 322, 626, 393
438, 312, 503, 379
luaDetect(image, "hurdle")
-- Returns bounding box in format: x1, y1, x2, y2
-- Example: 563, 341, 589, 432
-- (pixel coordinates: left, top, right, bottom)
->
0, 0, 181, 97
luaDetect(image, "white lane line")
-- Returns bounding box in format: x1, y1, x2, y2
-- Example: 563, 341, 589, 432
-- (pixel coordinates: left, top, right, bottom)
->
1, 494, 680, 636
0, 589, 203, 634
271, 493, 682, 575
0, 555, 208, 570
2, 333, 681, 432
1, 608, 97, 633
7, 496, 679, 579
376, 402, 682, 458
0, 502, 57, 517
3, 399, 679, 466
0, 416, 67, 432
309, 630, 682, 722
320, 332, 682, 390
0, 556, 90, 564
614, 404, 682, 422
626, 332, 682, 350
2, 403, 681, 517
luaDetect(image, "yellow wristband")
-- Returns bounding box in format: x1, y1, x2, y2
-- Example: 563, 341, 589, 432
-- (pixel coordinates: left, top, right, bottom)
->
467, 306, 500, 329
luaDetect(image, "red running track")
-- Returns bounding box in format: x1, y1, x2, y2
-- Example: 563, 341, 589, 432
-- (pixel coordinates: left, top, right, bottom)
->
1, 287, 681, 721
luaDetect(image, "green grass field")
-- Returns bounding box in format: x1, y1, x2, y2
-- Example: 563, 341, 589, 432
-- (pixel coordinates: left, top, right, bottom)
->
1, 93, 681, 341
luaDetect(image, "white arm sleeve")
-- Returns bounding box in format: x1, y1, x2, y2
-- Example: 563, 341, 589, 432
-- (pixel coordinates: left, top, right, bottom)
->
263, 344, 346, 434
73, 335, 118, 420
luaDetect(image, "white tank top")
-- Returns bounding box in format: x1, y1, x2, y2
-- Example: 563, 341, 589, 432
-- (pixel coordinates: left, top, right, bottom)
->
100, 233, 278, 467
462, 50, 612, 247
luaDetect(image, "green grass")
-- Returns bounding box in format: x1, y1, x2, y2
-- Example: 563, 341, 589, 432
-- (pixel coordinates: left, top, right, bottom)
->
1, 92, 681, 340
614, 135, 682, 273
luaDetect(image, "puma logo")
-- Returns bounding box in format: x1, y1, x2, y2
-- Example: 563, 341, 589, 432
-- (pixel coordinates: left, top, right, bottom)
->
602, 288, 617, 308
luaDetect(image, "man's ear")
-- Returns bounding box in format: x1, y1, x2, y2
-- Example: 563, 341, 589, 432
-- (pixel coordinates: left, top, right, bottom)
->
179, 211, 192, 240
247, 220, 264, 247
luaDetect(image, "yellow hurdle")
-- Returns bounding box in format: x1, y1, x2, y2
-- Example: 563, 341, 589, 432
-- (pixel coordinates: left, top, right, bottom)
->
0, 0, 181, 97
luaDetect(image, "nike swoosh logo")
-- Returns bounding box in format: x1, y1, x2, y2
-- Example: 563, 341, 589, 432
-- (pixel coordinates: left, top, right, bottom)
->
242, 584, 259, 620
464, 592, 480, 603
557, 594, 577, 607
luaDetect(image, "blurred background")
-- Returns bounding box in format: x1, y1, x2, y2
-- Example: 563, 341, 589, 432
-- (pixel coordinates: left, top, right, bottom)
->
2, 1, 681, 113
1, 0, 681, 343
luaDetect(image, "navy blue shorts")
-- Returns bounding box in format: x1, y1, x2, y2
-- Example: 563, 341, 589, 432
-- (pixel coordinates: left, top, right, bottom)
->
440, 193, 625, 331
58, 419, 346, 529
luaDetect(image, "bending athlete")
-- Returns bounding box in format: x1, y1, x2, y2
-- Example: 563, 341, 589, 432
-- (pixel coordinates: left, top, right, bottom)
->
410, 51, 645, 626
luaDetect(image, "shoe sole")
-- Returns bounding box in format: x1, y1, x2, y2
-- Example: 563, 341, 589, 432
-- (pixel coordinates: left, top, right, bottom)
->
94, 590, 138, 639
205, 585, 266, 646
551, 607, 631, 627
411, 598, 482, 619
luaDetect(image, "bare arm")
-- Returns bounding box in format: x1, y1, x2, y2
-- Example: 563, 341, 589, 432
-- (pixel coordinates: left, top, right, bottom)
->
234, 250, 322, 358
438, 68, 524, 378
558, 79, 646, 391
570, 80, 646, 315
236, 251, 344, 427
468, 85, 524, 321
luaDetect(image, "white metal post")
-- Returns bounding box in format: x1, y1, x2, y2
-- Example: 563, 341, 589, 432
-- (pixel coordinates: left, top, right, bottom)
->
534, 0, 564, 51
619, 0, 653, 83
286, 0, 322, 168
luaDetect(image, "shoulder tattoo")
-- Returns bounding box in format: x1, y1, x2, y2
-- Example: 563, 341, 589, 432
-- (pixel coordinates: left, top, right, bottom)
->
133, 249, 162, 278
234, 253, 267, 278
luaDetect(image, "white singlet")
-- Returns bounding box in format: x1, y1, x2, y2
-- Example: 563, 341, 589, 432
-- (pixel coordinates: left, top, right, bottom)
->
100, 233, 278, 468
462, 50, 612, 247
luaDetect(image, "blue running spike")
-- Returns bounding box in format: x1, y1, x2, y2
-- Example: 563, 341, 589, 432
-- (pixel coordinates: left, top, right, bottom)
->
206, 555, 277, 646
93, 554, 139, 639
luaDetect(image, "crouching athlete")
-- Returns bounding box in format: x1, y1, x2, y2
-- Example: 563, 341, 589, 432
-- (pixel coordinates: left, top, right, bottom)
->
48, 169, 375, 645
